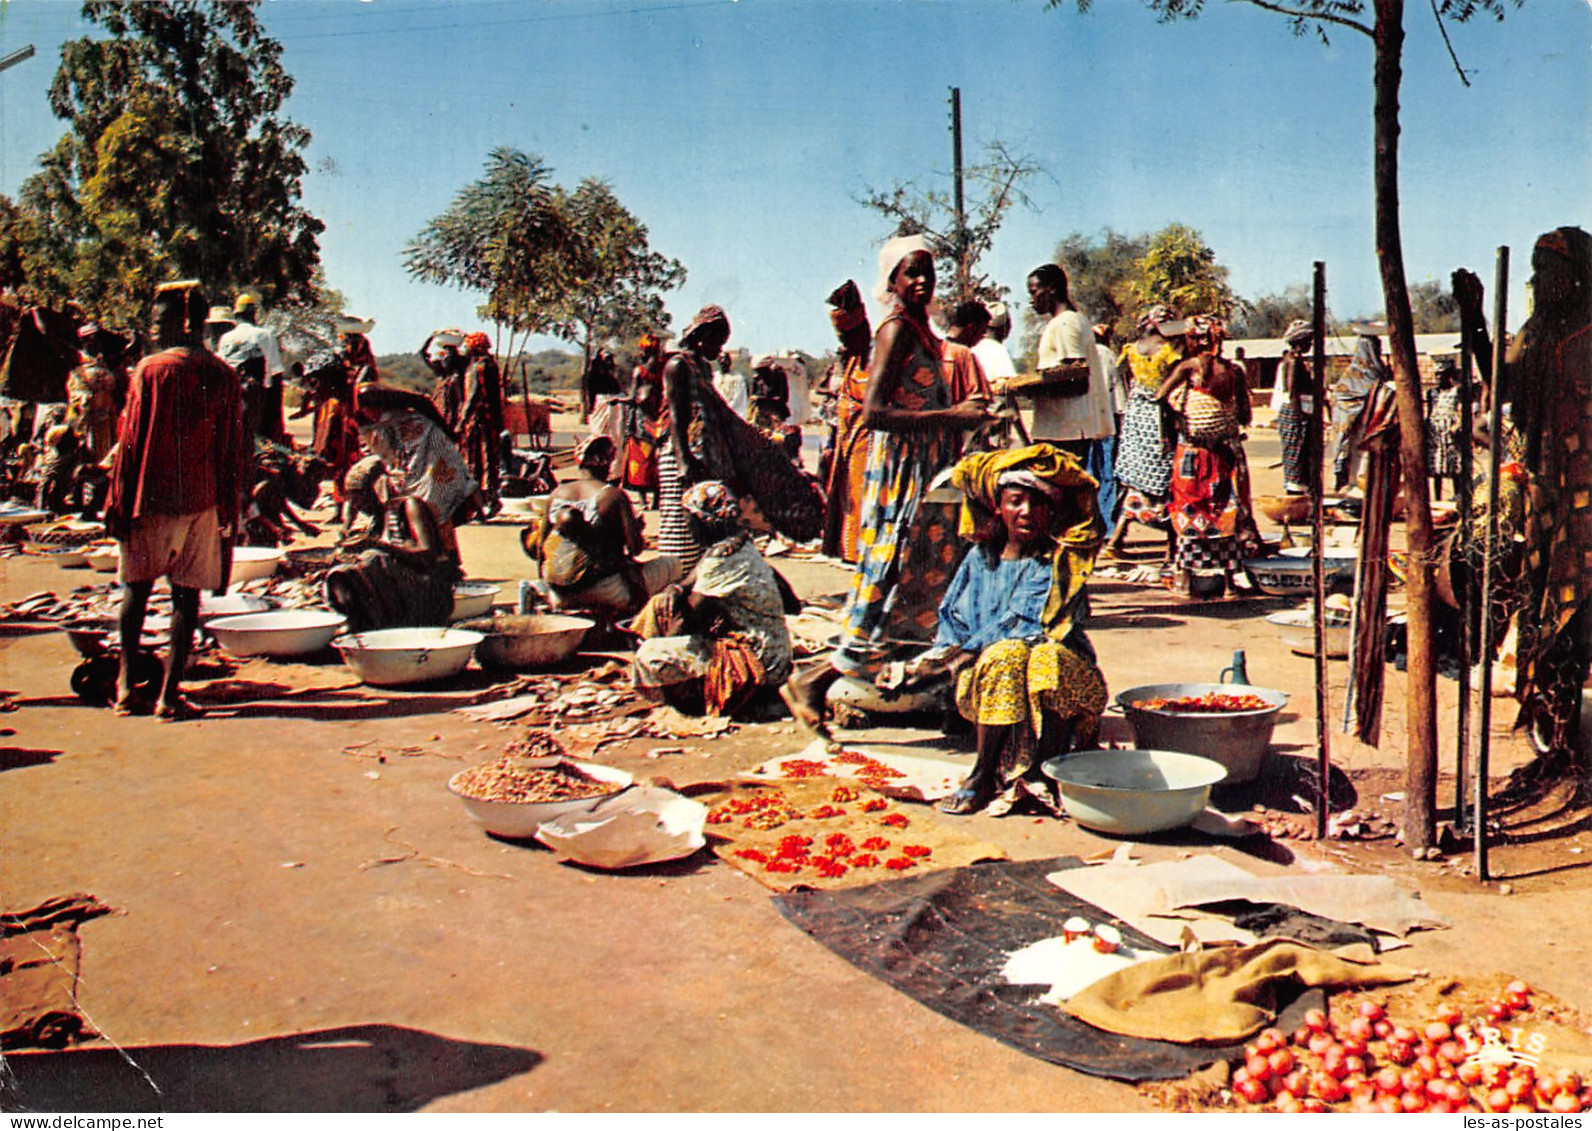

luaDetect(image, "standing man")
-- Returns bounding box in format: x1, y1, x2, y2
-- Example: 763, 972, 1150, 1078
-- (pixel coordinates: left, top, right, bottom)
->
218, 292, 285, 443
104, 282, 245, 720
1023, 264, 1114, 470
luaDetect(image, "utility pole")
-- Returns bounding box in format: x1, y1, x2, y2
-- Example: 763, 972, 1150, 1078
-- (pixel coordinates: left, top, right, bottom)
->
949, 86, 967, 304
0, 46, 35, 74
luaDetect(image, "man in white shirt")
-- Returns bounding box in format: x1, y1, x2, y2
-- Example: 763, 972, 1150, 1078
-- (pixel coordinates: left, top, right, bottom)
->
217, 292, 284, 442
1025, 264, 1113, 465
970, 301, 1017, 391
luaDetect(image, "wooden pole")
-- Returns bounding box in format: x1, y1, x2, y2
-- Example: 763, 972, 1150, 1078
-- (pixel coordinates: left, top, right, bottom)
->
1452, 322, 1477, 833
1474, 246, 1509, 883
1311, 262, 1332, 839
949, 87, 967, 303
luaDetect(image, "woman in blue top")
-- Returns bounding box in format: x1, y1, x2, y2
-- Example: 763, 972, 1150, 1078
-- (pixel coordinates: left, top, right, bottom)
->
912, 444, 1109, 815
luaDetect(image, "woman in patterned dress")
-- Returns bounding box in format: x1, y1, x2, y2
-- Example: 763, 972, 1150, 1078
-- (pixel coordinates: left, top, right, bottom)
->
1275, 319, 1318, 494
909, 445, 1107, 815
1105, 306, 1183, 566
780, 236, 993, 736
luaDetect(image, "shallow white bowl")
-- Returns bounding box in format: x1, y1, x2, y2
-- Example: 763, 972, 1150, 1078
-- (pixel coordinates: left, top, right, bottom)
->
499, 495, 547, 517
84, 544, 120, 572
1042, 748, 1228, 836
229, 546, 284, 583
199, 592, 272, 620
334, 626, 483, 687
209, 609, 347, 657
449, 759, 634, 838
1266, 608, 1351, 659
450, 581, 501, 622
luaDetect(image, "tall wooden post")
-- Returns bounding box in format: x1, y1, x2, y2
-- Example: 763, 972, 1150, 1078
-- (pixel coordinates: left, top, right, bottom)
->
1311, 262, 1332, 839
1475, 246, 1509, 883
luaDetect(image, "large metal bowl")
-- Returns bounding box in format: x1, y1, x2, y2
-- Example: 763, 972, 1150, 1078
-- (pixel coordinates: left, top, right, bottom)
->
1042, 748, 1228, 835
208, 609, 347, 657
1115, 682, 1288, 784
459, 613, 593, 670
450, 581, 502, 622
334, 626, 483, 687
1243, 549, 1357, 596
448, 758, 634, 838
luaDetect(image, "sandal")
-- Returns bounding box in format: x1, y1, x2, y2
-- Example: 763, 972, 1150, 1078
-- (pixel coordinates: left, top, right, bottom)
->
938, 781, 993, 816
778, 681, 831, 742
155, 697, 207, 722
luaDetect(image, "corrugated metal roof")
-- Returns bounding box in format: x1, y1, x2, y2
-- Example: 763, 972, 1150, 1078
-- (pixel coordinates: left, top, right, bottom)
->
1226, 332, 1463, 360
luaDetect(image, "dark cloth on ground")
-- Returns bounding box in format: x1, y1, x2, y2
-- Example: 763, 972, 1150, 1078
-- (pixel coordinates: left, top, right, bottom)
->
773, 857, 1325, 1082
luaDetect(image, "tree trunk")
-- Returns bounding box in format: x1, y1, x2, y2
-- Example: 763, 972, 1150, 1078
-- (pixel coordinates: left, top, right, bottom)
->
1373, 0, 1438, 853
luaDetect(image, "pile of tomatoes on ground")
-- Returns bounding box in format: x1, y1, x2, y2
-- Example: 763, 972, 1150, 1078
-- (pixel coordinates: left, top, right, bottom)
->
1228, 983, 1589, 1113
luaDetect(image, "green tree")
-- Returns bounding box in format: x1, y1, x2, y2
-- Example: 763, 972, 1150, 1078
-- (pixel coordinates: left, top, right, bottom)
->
1136, 223, 1237, 319
859, 140, 1044, 308
1053, 229, 1153, 341
1056, 0, 1523, 852
25, 0, 325, 327
404, 146, 576, 365
1229, 283, 1320, 339
1390, 278, 1461, 333
526, 177, 686, 371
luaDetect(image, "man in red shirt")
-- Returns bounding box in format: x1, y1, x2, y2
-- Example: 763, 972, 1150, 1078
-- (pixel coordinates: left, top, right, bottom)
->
105, 283, 245, 720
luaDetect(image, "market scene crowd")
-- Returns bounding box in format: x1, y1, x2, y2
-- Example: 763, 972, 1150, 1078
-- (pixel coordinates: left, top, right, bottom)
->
4, 3, 1592, 1115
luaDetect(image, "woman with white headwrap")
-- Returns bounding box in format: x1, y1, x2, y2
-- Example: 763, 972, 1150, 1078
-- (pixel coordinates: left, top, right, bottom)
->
781, 235, 994, 736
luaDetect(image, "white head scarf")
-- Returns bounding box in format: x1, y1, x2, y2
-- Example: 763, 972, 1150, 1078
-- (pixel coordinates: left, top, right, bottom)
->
873, 234, 933, 308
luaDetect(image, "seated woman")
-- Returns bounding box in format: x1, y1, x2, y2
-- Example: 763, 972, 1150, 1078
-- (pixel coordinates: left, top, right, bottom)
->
352, 381, 480, 557
526, 436, 680, 621
324, 456, 462, 632
631, 480, 793, 716
908, 444, 1108, 815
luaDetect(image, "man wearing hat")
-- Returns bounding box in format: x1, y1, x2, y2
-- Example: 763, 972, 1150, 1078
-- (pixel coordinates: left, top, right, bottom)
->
971, 300, 1018, 392
203, 304, 235, 354
218, 292, 285, 443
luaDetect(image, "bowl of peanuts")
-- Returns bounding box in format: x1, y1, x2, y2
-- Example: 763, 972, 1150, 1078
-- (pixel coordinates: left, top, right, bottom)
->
448, 748, 634, 838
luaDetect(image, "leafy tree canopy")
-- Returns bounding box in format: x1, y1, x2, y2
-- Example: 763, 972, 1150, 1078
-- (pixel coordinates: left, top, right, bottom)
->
21, 0, 325, 328
405, 149, 685, 366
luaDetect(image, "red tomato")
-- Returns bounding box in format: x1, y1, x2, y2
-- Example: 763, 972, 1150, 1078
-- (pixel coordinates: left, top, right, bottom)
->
1399, 1091, 1428, 1113
1489, 1002, 1514, 1022
1506, 1076, 1533, 1103
1307, 1032, 1333, 1056
1246, 1054, 1272, 1082
1375, 1067, 1403, 1094
1346, 1017, 1374, 1043
1387, 1042, 1415, 1066
1254, 1031, 1280, 1055
1304, 1008, 1329, 1032
1344, 1054, 1368, 1079
1300, 1097, 1327, 1113
1373, 1018, 1393, 1039
1437, 1003, 1464, 1027
1313, 1073, 1347, 1103
1358, 1000, 1386, 1021
1506, 979, 1531, 997
1439, 1040, 1466, 1065
1237, 1077, 1269, 1105
1269, 1048, 1295, 1075
1486, 1089, 1512, 1113
1458, 1061, 1485, 1086
1416, 1054, 1441, 1080
1425, 1021, 1453, 1042
1553, 1093, 1584, 1114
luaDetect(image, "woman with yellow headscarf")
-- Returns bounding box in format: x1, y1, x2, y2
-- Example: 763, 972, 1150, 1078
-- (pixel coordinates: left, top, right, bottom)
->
911, 444, 1108, 814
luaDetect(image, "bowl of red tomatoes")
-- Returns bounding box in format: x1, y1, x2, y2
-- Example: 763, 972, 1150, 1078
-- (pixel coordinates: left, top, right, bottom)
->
1115, 682, 1288, 784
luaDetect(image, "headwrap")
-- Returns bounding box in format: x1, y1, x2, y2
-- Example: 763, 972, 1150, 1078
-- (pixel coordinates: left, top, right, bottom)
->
1185, 314, 1226, 355
1534, 226, 1592, 268
873, 234, 932, 307
682, 305, 730, 345
462, 332, 492, 356
343, 455, 389, 513
1283, 319, 1314, 347
233, 293, 259, 314
1136, 305, 1181, 338
986, 301, 1010, 330
576, 434, 615, 469
680, 479, 740, 529
949, 444, 1103, 644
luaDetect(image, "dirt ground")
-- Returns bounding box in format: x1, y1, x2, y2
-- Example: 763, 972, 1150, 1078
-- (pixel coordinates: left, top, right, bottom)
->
2, 410, 1587, 1113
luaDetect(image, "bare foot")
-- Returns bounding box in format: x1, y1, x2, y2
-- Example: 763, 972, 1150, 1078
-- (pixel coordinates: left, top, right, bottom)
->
778, 679, 831, 741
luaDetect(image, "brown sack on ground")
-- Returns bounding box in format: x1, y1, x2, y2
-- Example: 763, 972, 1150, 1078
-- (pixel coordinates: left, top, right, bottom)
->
1063, 937, 1414, 1045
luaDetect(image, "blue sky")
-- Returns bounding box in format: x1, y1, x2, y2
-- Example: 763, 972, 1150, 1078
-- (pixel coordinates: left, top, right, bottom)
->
0, 0, 1587, 356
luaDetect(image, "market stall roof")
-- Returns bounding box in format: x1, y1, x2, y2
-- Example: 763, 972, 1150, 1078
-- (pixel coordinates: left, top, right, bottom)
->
1226, 332, 1463, 360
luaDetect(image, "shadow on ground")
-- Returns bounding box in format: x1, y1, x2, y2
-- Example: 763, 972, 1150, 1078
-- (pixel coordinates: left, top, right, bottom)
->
1, 1023, 543, 1112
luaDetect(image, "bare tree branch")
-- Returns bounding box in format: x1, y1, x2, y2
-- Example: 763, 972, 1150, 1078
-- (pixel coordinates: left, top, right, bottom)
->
1428, 0, 1472, 86
1230, 0, 1375, 37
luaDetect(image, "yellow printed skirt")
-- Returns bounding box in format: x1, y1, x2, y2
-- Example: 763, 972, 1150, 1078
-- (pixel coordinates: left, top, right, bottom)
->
954, 638, 1107, 784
